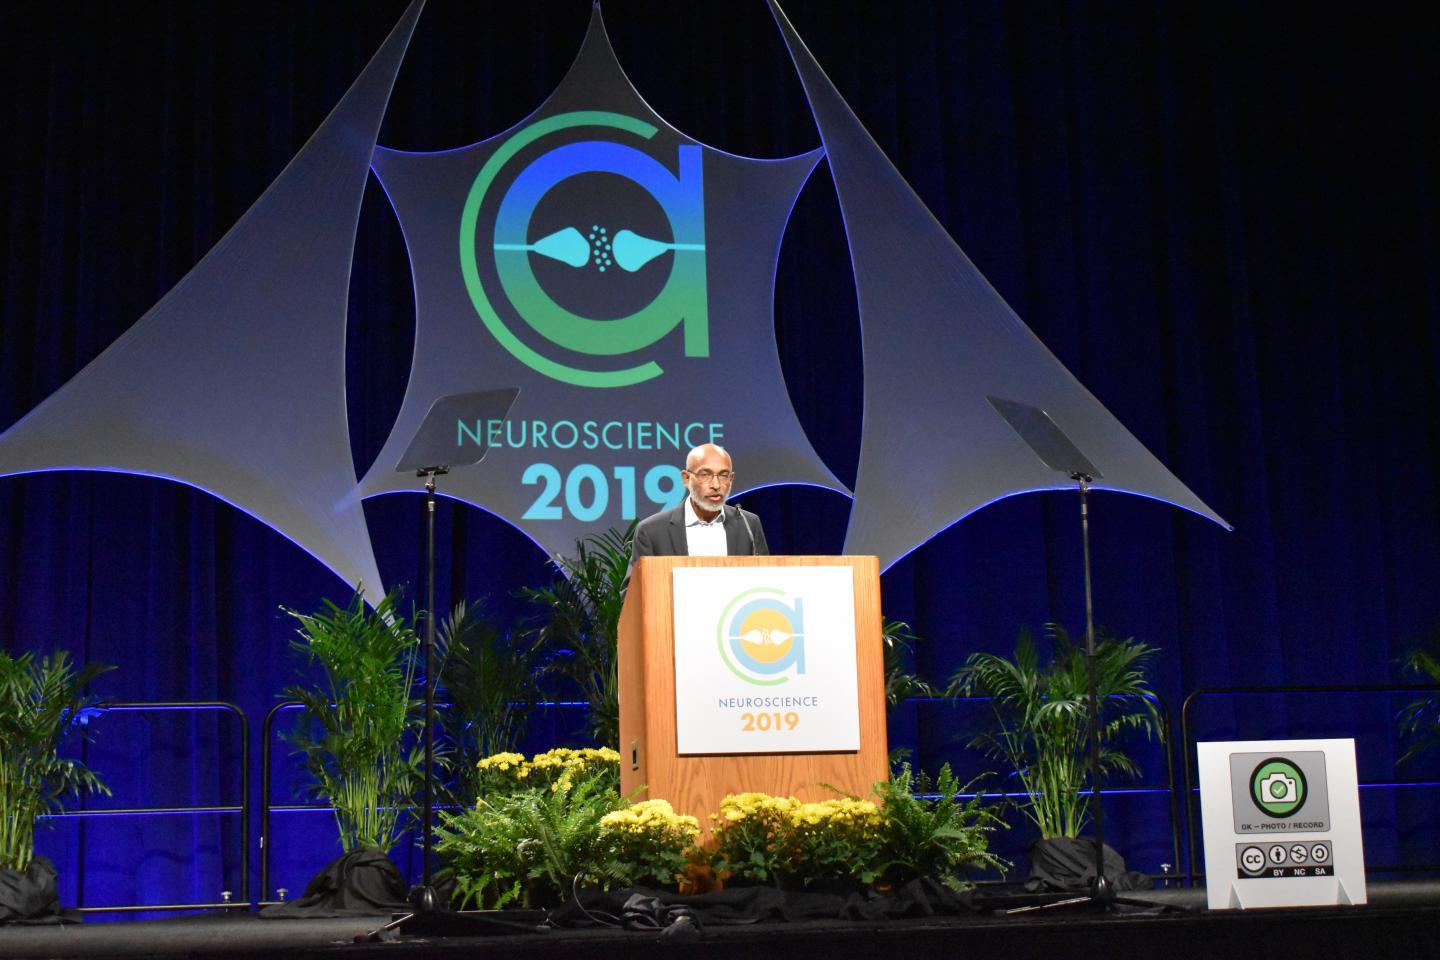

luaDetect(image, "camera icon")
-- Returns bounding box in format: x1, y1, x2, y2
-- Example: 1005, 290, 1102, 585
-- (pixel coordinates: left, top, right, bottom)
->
1260, 771, 1297, 804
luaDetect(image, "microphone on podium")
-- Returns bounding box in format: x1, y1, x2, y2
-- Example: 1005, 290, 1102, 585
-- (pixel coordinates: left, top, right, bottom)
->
728, 502, 756, 553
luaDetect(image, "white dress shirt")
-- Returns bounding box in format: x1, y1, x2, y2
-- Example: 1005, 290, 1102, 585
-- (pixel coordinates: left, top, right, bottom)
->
683, 497, 728, 556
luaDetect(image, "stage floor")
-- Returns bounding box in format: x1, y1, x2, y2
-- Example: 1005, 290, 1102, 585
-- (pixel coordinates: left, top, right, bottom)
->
3, 883, 1439, 960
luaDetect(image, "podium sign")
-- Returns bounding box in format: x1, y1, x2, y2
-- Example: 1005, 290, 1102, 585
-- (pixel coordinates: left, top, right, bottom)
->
618, 555, 886, 835
1197, 739, 1367, 909
672, 565, 859, 754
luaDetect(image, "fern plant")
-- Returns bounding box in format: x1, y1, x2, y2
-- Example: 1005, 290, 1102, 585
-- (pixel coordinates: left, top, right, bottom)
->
0, 650, 113, 872
281, 590, 424, 853
435, 767, 622, 908
871, 763, 1008, 889
519, 524, 635, 747
950, 624, 1162, 840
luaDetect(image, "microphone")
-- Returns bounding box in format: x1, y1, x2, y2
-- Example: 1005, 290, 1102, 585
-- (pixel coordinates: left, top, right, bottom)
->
729, 502, 756, 554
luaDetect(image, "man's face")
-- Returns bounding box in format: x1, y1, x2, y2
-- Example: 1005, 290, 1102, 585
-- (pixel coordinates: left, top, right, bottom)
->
683, 447, 734, 516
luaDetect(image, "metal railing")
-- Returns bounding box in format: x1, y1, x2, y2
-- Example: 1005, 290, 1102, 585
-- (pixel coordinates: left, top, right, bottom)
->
40, 684, 1440, 908
37, 701, 250, 913
1179, 683, 1440, 885
259, 699, 320, 904
257, 698, 587, 902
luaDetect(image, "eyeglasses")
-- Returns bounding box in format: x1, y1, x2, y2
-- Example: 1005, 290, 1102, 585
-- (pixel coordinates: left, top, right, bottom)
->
685, 469, 735, 484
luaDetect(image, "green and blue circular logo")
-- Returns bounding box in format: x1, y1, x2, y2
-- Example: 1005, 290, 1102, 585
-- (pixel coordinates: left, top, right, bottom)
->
716, 587, 806, 687
459, 111, 709, 389
1249, 757, 1307, 818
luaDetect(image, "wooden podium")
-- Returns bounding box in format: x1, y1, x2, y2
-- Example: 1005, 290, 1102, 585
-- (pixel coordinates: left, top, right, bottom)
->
618, 555, 887, 833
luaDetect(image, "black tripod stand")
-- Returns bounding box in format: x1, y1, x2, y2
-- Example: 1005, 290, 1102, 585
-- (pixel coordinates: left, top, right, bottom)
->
361, 389, 539, 941
988, 397, 1192, 914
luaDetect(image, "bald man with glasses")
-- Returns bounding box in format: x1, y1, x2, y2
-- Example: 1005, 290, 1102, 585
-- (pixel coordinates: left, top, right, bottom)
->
631, 443, 769, 560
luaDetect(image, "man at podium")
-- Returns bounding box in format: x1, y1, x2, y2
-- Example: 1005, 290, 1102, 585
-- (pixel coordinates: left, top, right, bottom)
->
632, 443, 769, 558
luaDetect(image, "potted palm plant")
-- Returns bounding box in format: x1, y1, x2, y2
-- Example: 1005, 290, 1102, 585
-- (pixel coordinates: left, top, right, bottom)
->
519, 524, 634, 747
0, 649, 112, 923
950, 624, 1161, 886
281, 590, 425, 855
1397, 626, 1440, 764
882, 618, 939, 707
435, 600, 545, 803
881, 618, 938, 766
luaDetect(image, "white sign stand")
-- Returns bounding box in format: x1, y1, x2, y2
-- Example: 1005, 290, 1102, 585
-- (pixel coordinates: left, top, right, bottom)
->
1196, 739, 1367, 909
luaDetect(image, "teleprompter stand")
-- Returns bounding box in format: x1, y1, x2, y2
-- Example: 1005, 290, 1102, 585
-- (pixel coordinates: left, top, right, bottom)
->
986, 397, 1192, 915
361, 388, 540, 942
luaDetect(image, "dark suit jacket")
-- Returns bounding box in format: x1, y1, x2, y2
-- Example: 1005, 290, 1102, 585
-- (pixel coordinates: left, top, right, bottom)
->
631, 501, 769, 559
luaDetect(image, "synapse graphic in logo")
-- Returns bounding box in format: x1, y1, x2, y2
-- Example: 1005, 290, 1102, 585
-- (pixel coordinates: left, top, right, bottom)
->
459, 111, 708, 388
1249, 757, 1308, 818
716, 588, 806, 687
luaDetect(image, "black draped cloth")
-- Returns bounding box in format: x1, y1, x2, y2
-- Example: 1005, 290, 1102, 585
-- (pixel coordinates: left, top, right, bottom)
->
548, 878, 980, 930
0, 856, 74, 925
258, 848, 410, 919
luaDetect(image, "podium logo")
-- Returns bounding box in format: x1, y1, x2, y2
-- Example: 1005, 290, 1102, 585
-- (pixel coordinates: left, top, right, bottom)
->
459, 111, 709, 389
716, 588, 806, 687
1250, 757, 1308, 818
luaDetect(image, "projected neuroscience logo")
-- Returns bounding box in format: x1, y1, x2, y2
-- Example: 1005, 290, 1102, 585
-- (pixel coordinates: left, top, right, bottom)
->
460, 111, 709, 389
717, 588, 807, 686
351, 17, 836, 560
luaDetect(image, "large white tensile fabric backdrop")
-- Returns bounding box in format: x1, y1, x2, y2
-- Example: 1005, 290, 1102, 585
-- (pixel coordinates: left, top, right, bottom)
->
0, 1, 1225, 594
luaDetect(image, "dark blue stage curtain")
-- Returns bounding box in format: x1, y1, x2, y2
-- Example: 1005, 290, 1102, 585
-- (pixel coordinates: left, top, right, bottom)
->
0, 3, 424, 598
1, 1, 1437, 909
770, 0, 1228, 571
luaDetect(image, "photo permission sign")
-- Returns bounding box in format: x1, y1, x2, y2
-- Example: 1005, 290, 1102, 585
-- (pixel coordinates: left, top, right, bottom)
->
1197, 739, 1366, 909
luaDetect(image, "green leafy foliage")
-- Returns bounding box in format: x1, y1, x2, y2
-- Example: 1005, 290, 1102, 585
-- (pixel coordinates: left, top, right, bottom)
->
595, 798, 700, 889
711, 781, 1004, 892
950, 624, 1162, 840
883, 618, 938, 766
0, 650, 114, 871
883, 619, 938, 706
440, 751, 1004, 901
281, 589, 424, 853
782, 797, 884, 887
435, 766, 623, 909
436, 601, 544, 803
871, 763, 1008, 889
519, 524, 635, 747
709, 792, 797, 885
1398, 626, 1440, 764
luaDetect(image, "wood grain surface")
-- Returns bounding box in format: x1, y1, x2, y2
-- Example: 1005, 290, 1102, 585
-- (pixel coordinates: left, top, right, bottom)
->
619, 555, 888, 839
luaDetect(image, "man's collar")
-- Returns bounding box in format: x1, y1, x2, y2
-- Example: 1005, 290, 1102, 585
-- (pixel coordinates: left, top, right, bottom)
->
684, 497, 726, 527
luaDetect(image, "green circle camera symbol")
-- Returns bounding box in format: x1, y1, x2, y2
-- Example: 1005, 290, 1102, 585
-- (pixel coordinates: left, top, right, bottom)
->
1249, 757, 1307, 818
